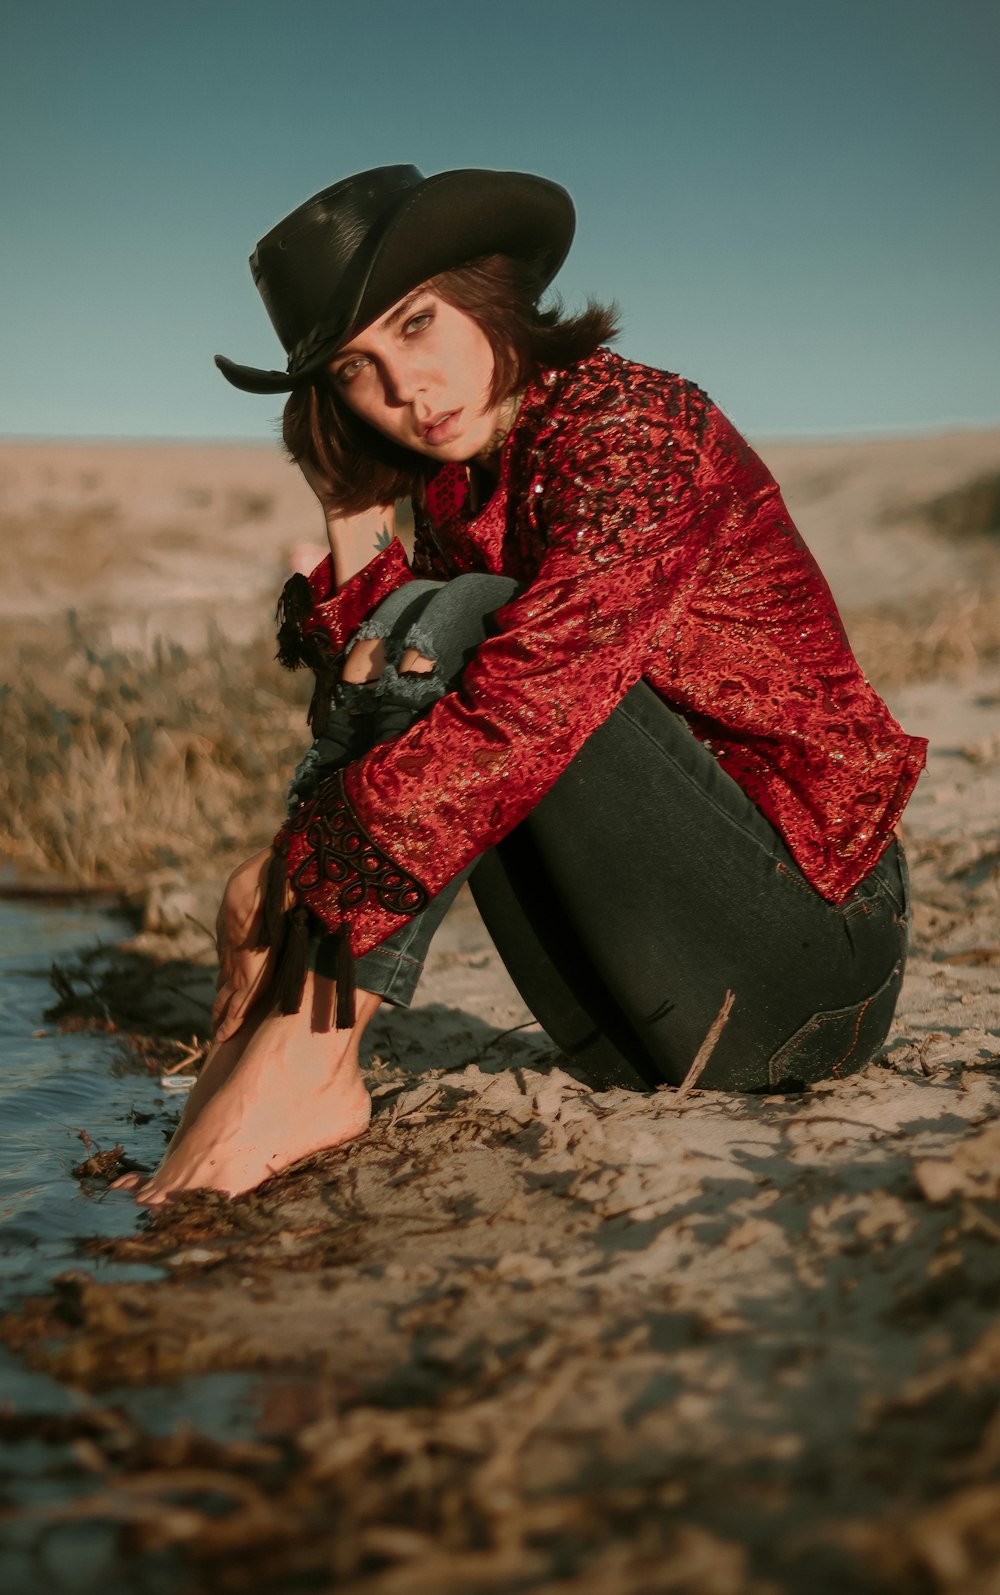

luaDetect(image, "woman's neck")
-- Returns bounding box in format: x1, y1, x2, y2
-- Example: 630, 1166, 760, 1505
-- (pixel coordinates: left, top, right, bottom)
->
471, 390, 523, 480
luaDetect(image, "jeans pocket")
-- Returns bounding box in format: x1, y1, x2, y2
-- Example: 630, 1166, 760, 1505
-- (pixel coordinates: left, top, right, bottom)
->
767, 958, 904, 1091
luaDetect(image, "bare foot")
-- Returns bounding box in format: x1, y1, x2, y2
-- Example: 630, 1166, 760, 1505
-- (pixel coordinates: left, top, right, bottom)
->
112, 980, 380, 1203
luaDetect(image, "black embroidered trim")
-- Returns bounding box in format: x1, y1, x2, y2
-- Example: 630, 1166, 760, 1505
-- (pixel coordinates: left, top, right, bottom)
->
288, 769, 429, 917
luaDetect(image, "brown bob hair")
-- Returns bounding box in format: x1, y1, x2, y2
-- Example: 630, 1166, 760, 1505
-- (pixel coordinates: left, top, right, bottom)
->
281, 254, 619, 515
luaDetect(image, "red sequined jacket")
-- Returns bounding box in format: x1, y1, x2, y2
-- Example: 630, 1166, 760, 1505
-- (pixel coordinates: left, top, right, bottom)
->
275, 349, 927, 958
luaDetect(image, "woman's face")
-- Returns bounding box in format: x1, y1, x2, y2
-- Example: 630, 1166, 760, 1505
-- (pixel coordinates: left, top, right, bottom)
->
327, 288, 505, 462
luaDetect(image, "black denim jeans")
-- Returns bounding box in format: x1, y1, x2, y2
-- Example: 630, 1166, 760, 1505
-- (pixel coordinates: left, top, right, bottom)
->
291, 573, 910, 1094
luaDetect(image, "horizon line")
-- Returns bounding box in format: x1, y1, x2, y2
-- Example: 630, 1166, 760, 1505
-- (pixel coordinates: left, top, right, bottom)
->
2, 413, 999, 451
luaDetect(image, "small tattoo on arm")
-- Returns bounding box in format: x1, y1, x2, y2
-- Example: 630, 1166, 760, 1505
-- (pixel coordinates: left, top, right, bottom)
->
374, 523, 393, 552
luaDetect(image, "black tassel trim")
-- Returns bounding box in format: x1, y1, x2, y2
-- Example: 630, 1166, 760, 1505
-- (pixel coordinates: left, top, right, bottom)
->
335, 933, 356, 1031
273, 906, 310, 1016
314, 932, 338, 982
275, 572, 314, 669
256, 848, 290, 951
313, 930, 357, 1031
257, 841, 356, 1029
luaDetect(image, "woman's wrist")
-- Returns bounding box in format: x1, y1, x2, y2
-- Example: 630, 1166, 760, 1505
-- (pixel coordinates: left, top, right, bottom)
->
296, 460, 396, 592
326, 504, 396, 591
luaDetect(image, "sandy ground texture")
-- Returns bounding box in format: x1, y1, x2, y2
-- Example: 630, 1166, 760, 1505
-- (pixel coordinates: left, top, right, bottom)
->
1, 428, 1000, 1593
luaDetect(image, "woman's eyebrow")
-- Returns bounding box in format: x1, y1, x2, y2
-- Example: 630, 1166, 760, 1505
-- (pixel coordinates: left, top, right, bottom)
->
380, 289, 427, 331
334, 292, 427, 362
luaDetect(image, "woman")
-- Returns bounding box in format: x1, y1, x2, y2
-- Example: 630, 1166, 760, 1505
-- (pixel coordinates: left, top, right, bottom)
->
115, 165, 925, 1204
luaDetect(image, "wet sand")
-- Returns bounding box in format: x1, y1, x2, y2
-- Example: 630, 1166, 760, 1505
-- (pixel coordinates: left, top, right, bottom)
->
1, 429, 999, 1592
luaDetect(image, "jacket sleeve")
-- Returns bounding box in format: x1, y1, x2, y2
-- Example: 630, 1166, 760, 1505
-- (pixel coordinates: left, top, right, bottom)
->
276, 388, 718, 957
283, 502, 452, 659
276, 512, 449, 742
285, 538, 416, 661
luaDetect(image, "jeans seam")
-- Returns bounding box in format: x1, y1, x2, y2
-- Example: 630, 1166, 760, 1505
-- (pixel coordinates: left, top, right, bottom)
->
615, 697, 793, 869
375, 910, 434, 960
356, 954, 422, 1004
775, 859, 823, 900
361, 947, 424, 970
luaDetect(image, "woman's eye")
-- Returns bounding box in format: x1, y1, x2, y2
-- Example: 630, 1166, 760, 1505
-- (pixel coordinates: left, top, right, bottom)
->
404, 311, 433, 336
334, 357, 368, 385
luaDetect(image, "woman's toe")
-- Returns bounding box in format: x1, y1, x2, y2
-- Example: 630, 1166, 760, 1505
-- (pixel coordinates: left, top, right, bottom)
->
110, 1172, 144, 1192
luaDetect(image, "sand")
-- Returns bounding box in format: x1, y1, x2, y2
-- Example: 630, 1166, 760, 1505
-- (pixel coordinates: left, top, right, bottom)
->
1, 428, 999, 1592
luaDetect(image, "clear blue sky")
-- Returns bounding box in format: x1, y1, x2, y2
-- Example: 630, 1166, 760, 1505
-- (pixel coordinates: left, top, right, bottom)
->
2, 0, 997, 440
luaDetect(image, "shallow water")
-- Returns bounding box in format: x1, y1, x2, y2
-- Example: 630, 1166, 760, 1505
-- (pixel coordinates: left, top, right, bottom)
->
0, 900, 163, 1278
0, 900, 282, 1592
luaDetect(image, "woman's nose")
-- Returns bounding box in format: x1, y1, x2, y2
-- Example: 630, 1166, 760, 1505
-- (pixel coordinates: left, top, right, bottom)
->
382, 354, 425, 407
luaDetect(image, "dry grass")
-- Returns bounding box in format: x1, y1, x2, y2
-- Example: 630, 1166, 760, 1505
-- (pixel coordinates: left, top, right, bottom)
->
0, 615, 309, 885
0, 1348, 757, 1595
845, 583, 1000, 692
888, 468, 1000, 542
3, 582, 998, 889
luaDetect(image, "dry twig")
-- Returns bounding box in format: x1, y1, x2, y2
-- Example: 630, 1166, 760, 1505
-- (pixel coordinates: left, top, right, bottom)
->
674, 989, 735, 1102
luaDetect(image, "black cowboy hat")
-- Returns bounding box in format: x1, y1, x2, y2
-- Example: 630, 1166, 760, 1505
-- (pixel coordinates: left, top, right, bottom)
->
214, 165, 575, 396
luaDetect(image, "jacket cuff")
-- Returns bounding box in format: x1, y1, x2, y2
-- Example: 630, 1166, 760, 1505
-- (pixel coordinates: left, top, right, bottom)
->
302, 540, 414, 656
276, 769, 430, 933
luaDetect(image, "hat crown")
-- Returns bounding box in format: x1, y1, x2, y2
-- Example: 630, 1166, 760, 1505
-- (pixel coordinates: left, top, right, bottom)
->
216, 165, 575, 394
251, 166, 426, 354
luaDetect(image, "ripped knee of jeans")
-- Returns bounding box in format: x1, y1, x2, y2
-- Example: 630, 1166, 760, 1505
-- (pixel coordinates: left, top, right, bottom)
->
377, 662, 446, 709
334, 679, 381, 713
347, 614, 445, 710
398, 646, 436, 676
350, 572, 523, 705
384, 621, 449, 703
340, 633, 388, 686
393, 622, 438, 672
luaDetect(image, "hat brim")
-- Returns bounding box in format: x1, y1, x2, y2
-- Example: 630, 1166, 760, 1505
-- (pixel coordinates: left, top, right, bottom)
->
213, 353, 303, 395
215, 168, 575, 395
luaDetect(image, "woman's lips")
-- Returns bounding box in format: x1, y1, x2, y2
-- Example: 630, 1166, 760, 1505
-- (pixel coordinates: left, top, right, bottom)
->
421, 410, 462, 446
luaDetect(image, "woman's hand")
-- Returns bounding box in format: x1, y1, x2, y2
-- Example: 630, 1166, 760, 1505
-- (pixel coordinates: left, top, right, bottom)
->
297, 456, 341, 520
295, 459, 396, 589
212, 849, 290, 1044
